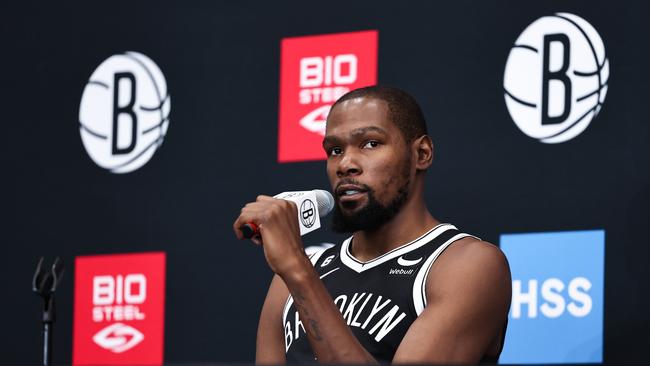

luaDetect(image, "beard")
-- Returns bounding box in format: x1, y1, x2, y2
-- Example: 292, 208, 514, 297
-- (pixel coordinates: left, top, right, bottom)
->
330, 185, 409, 233
330, 159, 411, 233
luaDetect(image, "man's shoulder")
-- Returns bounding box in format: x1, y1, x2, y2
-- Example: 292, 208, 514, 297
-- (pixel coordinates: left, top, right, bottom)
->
448, 237, 508, 273
445, 236, 506, 264
427, 236, 511, 295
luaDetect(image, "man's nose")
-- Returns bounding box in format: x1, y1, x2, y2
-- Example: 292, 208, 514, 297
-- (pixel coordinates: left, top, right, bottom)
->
336, 152, 361, 177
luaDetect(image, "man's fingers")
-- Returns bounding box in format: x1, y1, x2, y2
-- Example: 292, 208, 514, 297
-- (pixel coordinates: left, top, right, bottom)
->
234, 215, 258, 240
251, 235, 263, 245
233, 202, 270, 239
234, 197, 293, 240
233, 209, 256, 239
233, 220, 244, 240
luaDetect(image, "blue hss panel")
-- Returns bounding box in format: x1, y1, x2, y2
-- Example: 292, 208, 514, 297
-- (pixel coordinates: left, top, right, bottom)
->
499, 230, 604, 364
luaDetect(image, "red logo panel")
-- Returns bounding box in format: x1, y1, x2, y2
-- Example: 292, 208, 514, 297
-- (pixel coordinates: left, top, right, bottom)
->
73, 252, 166, 365
278, 30, 378, 163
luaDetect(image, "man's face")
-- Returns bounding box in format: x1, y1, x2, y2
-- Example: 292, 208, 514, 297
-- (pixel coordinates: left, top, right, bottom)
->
323, 97, 412, 233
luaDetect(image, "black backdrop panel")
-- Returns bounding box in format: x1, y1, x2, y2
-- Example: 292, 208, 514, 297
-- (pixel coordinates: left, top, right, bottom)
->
1, 1, 648, 364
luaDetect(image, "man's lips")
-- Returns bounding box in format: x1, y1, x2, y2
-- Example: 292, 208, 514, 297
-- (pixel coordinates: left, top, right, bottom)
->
339, 191, 367, 202
335, 184, 369, 203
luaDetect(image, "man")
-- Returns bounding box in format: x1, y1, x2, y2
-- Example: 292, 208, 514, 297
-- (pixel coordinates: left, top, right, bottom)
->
234, 86, 511, 364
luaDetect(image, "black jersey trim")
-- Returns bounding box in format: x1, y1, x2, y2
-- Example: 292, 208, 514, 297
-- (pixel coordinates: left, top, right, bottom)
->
340, 223, 455, 273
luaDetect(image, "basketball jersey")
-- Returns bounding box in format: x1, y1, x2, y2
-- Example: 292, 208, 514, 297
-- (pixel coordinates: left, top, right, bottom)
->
283, 223, 504, 363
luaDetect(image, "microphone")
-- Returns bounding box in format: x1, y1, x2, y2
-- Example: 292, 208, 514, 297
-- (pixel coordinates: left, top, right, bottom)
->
241, 189, 335, 239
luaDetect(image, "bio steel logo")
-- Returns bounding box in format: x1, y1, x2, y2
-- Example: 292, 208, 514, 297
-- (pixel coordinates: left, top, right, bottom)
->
278, 30, 378, 162
499, 230, 604, 364
503, 13, 609, 143
93, 323, 144, 354
79, 52, 170, 173
73, 252, 166, 365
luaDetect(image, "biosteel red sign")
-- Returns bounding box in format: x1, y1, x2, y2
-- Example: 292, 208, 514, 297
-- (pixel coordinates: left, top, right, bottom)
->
73, 252, 166, 365
278, 30, 378, 163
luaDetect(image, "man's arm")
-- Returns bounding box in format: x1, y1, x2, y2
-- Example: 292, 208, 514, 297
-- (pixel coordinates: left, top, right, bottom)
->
237, 196, 377, 364
256, 269, 376, 365
393, 238, 511, 364
256, 275, 289, 364
280, 257, 377, 364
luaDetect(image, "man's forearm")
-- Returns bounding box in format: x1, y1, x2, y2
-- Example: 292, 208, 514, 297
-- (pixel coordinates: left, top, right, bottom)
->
280, 257, 377, 364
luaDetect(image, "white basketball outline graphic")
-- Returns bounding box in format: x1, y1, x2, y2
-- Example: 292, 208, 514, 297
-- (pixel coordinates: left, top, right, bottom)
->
79, 51, 170, 173
503, 13, 609, 143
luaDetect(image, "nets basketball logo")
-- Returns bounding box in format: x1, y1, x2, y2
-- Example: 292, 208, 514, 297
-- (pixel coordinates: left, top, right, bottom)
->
278, 31, 378, 162
79, 52, 171, 173
300, 199, 316, 228
503, 13, 609, 143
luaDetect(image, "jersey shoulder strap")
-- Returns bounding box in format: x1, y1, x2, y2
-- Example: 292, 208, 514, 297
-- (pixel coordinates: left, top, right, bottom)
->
411, 227, 480, 315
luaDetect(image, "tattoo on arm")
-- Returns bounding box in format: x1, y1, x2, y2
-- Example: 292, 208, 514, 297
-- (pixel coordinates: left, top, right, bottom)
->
293, 291, 323, 342
294, 292, 309, 315
309, 319, 323, 341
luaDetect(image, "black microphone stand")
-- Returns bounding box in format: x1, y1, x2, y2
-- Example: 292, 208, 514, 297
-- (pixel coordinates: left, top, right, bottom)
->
32, 257, 65, 366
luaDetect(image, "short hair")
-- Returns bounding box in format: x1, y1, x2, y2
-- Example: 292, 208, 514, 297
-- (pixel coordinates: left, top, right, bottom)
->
330, 85, 428, 143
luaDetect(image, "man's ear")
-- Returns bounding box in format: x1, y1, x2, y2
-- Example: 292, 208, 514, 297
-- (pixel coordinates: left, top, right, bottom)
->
413, 135, 434, 171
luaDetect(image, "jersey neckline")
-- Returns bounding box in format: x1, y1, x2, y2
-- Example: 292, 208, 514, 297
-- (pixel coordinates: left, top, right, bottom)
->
340, 223, 456, 273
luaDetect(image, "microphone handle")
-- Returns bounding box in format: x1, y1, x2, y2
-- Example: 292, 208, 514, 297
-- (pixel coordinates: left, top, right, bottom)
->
240, 222, 259, 239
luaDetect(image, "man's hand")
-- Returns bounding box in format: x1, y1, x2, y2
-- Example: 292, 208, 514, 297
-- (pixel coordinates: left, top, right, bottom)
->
233, 195, 310, 276
238, 196, 377, 364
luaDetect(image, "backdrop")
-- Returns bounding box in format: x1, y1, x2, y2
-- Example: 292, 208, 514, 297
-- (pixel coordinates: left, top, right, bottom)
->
2, 0, 648, 364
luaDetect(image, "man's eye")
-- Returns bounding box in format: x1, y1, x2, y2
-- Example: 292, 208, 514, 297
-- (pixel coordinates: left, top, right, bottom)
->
329, 147, 343, 156
363, 141, 380, 148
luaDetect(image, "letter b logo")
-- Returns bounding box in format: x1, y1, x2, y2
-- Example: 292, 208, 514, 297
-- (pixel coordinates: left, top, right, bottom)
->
541, 34, 571, 126
79, 52, 171, 173
112, 72, 138, 155
300, 199, 316, 228
503, 13, 609, 143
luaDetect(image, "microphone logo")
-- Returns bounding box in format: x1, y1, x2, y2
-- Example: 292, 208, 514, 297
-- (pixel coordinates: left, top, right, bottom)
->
300, 199, 316, 228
